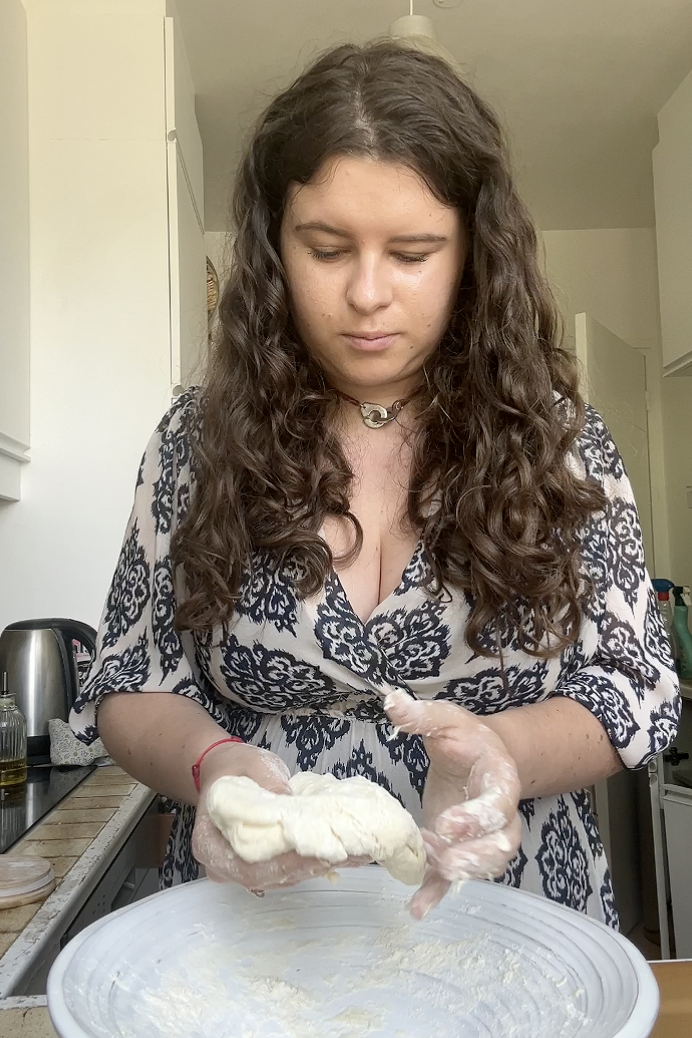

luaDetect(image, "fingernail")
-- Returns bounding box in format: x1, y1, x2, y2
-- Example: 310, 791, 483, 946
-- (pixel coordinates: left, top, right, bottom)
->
408, 896, 432, 921
384, 690, 406, 712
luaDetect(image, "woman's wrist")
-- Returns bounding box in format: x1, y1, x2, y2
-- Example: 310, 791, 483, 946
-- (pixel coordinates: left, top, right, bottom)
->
473, 711, 526, 792
196, 737, 254, 791
192, 737, 244, 792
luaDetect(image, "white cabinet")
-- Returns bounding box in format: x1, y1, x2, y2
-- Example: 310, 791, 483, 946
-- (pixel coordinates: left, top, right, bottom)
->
0, 0, 31, 501
659, 687, 692, 957
0, 1, 207, 633
164, 14, 207, 390
653, 70, 692, 376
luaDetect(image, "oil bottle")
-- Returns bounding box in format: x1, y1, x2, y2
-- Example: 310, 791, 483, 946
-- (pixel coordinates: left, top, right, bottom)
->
0, 672, 27, 788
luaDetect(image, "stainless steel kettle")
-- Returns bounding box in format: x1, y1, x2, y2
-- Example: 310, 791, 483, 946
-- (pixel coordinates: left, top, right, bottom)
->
0, 618, 97, 762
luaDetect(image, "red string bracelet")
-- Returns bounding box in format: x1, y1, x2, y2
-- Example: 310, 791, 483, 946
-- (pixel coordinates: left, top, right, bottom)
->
192, 737, 244, 793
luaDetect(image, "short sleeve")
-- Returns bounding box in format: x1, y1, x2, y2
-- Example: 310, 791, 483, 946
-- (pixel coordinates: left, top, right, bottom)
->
70, 389, 232, 744
553, 406, 680, 769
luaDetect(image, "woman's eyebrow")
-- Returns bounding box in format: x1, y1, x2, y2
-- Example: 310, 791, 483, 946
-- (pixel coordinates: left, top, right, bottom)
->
294, 221, 448, 244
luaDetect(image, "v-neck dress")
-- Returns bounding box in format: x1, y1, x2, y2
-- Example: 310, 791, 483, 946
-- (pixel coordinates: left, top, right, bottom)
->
70, 390, 680, 927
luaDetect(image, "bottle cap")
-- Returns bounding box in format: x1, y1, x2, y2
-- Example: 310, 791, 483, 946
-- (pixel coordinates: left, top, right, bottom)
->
0, 672, 13, 703
653, 578, 675, 599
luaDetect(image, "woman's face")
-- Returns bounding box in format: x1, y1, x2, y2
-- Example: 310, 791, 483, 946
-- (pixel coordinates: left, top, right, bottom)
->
280, 156, 467, 401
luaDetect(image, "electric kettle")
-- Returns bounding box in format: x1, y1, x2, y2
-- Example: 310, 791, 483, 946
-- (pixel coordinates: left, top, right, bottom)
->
0, 618, 97, 762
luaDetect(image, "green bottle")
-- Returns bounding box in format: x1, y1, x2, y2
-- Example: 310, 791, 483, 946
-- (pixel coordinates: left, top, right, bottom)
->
672, 586, 692, 681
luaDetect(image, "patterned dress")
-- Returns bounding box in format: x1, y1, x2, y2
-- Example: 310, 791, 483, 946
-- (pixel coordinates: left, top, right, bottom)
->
71, 390, 680, 927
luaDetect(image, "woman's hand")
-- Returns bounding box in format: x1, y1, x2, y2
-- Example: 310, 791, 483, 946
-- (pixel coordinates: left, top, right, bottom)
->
192, 742, 337, 891
385, 690, 522, 920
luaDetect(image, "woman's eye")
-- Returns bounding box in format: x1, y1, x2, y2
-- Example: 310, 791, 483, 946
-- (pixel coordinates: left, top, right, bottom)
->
309, 249, 343, 261
308, 249, 430, 264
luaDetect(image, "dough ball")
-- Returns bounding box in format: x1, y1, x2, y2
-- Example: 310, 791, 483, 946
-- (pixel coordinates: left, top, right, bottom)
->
206, 772, 426, 885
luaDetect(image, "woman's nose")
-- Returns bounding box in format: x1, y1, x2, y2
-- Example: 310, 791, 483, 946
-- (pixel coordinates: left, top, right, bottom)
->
345, 255, 393, 314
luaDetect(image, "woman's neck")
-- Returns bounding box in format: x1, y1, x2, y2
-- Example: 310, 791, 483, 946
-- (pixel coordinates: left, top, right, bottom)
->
332, 383, 418, 407
332, 390, 423, 440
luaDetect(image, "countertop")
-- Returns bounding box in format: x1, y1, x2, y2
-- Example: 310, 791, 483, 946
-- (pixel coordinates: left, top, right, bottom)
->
0, 764, 155, 1020
649, 960, 692, 1037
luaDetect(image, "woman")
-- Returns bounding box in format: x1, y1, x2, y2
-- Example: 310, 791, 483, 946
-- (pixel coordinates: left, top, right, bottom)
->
71, 41, 679, 924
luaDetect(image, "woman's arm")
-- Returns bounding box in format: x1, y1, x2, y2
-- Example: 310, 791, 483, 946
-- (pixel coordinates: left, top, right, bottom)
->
99, 691, 339, 892
485, 409, 680, 801
484, 697, 621, 800
98, 691, 229, 806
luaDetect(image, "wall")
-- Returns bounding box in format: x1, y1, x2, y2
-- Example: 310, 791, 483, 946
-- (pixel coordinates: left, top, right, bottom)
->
543, 228, 684, 593
653, 69, 692, 589
542, 229, 661, 352
654, 67, 692, 373
204, 231, 233, 285
0, 0, 31, 488
0, 0, 172, 634
660, 377, 692, 592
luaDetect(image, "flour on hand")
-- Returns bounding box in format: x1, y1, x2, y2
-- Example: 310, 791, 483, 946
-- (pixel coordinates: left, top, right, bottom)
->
206, 772, 426, 885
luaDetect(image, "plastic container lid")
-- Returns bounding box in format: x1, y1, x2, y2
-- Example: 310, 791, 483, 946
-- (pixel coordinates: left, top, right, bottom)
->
0, 858, 55, 904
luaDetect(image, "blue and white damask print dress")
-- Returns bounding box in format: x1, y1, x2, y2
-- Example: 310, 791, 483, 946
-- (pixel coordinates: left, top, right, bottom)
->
71, 390, 680, 927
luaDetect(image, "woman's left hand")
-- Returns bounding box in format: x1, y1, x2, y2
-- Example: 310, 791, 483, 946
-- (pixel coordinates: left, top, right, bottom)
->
385, 690, 522, 920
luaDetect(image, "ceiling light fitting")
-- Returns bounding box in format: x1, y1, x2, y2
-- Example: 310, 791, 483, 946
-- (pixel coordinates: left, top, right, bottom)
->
389, 3, 463, 74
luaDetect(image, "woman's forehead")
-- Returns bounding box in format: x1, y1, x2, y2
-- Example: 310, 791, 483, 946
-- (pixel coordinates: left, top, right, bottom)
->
284, 155, 458, 234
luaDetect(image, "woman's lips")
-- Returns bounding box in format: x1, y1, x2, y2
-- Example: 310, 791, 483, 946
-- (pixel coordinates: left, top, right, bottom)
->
342, 333, 399, 351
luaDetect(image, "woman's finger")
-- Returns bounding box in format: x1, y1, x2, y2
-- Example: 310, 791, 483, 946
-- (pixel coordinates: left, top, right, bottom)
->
421, 828, 446, 858
385, 689, 488, 743
192, 812, 238, 879
193, 813, 334, 888
409, 867, 452, 920
436, 797, 509, 841
229, 850, 332, 888
436, 762, 520, 840
429, 814, 523, 883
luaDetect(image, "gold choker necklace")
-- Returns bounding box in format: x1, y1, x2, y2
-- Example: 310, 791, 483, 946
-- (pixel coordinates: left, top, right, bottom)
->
334, 388, 421, 429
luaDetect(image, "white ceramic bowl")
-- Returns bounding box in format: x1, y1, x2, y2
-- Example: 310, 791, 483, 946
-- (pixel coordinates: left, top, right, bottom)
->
47, 868, 659, 1038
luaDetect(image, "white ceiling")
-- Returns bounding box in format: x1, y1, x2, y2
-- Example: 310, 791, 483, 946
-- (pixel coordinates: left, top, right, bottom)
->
175, 0, 692, 231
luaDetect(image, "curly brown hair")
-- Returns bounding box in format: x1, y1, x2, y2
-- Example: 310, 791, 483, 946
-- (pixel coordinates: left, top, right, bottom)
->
172, 40, 606, 658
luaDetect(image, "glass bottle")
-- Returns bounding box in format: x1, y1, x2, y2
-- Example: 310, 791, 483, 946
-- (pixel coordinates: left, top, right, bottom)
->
0, 673, 27, 789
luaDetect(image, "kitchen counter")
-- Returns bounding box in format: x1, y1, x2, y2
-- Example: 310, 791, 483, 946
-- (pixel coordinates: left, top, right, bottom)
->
0, 995, 56, 1037
649, 960, 692, 1037
0, 765, 156, 1012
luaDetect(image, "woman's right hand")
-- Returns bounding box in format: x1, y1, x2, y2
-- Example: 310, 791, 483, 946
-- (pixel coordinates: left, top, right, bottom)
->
191, 741, 338, 891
